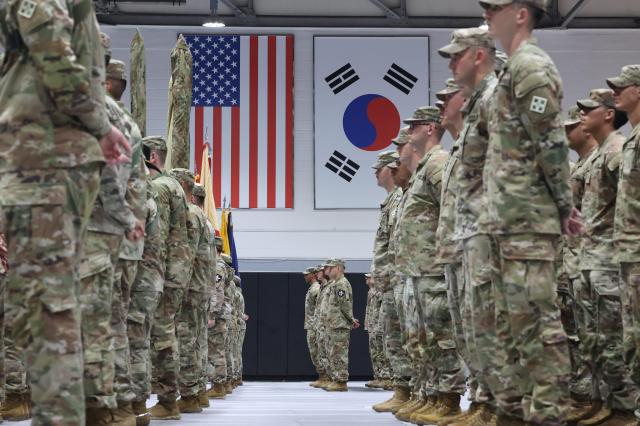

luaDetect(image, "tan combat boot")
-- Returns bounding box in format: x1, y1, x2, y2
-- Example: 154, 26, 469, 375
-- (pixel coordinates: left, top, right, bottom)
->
0, 393, 31, 421
207, 383, 227, 399
198, 389, 210, 408
86, 407, 114, 425
567, 400, 596, 423
131, 400, 150, 426
325, 381, 348, 392
579, 403, 613, 426
382, 379, 394, 390
409, 395, 439, 422
372, 385, 411, 413
310, 375, 326, 387
224, 381, 234, 394
447, 403, 495, 426
149, 399, 181, 420
395, 397, 427, 422
413, 393, 461, 424
177, 395, 203, 413
598, 409, 637, 426
365, 379, 378, 388
439, 401, 481, 426
111, 402, 136, 426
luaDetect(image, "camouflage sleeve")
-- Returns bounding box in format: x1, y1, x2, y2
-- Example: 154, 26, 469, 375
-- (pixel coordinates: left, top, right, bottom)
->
371, 209, 391, 289
514, 69, 573, 220
426, 151, 447, 204
16, 0, 111, 138
338, 281, 354, 324
165, 188, 190, 288
124, 114, 146, 225
308, 286, 318, 319
0, 233, 7, 275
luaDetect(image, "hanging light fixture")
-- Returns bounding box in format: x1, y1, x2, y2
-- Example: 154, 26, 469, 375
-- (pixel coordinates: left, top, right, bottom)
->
203, 0, 225, 27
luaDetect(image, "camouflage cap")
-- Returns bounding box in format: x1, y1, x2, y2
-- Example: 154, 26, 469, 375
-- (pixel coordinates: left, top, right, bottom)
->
403, 106, 441, 125
577, 88, 616, 110
142, 136, 168, 152
607, 65, 640, 89
436, 78, 461, 101
438, 27, 495, 59
391, 127, 410, 146
387, 156, 400, 170
106, 59, 126, 81
100, 32, 112, 58
314, 264, 325, 272
214, 235, 223, 248
193, 184, 205, 198
221, 254, 233, 265
495, 50, 508, 73
303, 267, 316, 275
564, 106, 582, 127
436, 100, 445, 110
325, 258, 345, 268
372, 150, 398, 169
479, 0, 548, 11
170, 168, 195, 189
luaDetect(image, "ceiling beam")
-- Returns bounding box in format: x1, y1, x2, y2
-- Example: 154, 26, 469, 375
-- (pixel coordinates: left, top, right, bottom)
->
367, 0, 401, 20
559, 0, 592, 29
218, 0, 254, 17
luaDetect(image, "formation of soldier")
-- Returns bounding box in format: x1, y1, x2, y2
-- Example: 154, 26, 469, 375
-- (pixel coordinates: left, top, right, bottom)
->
363, 1, 640, 426
0, 1, 247, 425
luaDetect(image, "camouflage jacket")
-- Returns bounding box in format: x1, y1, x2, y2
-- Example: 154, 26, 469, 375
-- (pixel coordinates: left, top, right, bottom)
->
436, 138, 462, 265
395, 144, 448, 277
223, 278, 235, 323
132, 183, 162, 293
564, 149, 597, 278
454, 73, 497, 240
210, 257, 227, 319
304, 280, 321, 330
580, 131, 624, 271
483, 38, 572, 238
314, 280, 331, 328
0, 0, 108, 175
371, 188, 402, 292
323, 276, 354, 330
0, 233, 7, 275
364, 287, 382, 331
151, 171, 190, 289
386, 187, 406, 288
236, 287, 246, 330
187, 204, 212, 294
614, 123, 640, 263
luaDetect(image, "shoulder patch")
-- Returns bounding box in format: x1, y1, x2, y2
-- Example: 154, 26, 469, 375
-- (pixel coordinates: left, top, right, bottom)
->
216, 274, 222, 283
337, 289, 346, 297
530, 96, 548, 114
18, 0, 37, 19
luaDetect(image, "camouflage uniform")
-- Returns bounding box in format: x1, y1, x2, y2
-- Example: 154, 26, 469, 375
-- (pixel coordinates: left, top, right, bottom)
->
234, 285, 246, 381
483, 37, 572, 424
208, 257, 229, 385
304, 272, 322, 375
323, 266, 355, 383
224, 268, 237, 383
366, 287, 390, 381
0, 234, 6, 403
0, 1, 109, 422
315, 278, 332, 378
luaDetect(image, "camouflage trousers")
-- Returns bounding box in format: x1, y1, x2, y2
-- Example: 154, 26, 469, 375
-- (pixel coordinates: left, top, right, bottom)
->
127, 289, 161, 401
306, 329, 322, 374
446, 261, 493, 403
207, 317, 228, 384
4, 317, 28, 396
79, 231, 122, 409
199, 310, 209, 392
403, 276, 429, 396
381, 287, 414, 387
151, 286, 184, 402
620, 262, 640, 412
112, 259, 137, 403
369, 331, 391, 380
316, 324, 329, 376
177, 290, 208, 396
0, 274, 4, 403
492, 234, 570, 425
325, 328, 350, 382
582, 269, 638, 410
1, 164, 101, 425
234, 326, 246, 379
225, 323, 237, 380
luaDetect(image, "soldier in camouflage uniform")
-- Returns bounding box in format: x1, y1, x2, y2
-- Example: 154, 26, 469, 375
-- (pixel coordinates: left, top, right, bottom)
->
0, 1, 131, 423
207, 239, 230, 399
608, 65, 640, 423
311, 264, 332, 388
233, 278, 247, 386
0, 233, 7, 423
170, 168, 212, 413
576, 88, 636, 424
322, 258, 359, 392
439, 28, 499, 426
142, 136, 190, 420
222, 255, 237, 394
480, 0, 577, 423
304, 267, 322, 383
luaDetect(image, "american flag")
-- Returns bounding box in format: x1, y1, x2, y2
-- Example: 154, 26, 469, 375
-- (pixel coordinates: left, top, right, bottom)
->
185, 34, 294, 209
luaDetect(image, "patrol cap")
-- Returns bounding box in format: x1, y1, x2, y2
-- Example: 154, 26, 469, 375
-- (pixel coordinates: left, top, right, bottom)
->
221, 254, 233, 265
106, 60, 126, 81
391, 127, 410, 146
577, 88, 616, 110
438, 27, 495, 59
479, 0, 549, 12
403, 106, 441, 125
436, 100, 445, 110
436, 79, 461, 101
169, 168, 195, 189
495, 51, 508, 74
564, 106, 582, 127
325, 258, 345, 268
214, 235, 223, 248
100, 32, 112, 58
142, 136, 168, 152
193, 184, 205, 198
364, 273, 372, 278
387, 157, 400, 170
314, 264, 325, 272
607, 65, 640, 89
372, 150, 398, 170
303, 267, 316, 275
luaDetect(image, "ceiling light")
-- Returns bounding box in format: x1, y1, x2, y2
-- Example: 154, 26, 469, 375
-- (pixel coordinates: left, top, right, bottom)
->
203, 20, 225, 27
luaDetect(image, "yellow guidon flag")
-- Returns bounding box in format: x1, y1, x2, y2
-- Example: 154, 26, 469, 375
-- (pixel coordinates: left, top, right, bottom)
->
198, 144, 220, 232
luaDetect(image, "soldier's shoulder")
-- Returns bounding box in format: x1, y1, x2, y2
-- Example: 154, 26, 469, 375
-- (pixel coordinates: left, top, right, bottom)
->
510, 43, 559, 85
607, 132, 626, 153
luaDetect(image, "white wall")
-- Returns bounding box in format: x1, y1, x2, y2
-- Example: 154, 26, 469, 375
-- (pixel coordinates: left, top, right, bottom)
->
103, 25, 640, 272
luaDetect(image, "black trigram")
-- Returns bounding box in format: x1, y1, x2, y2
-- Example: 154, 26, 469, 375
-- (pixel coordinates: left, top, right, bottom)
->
383, 63, 418, 94
324, 63, 360, 95
325, 150, 360, 182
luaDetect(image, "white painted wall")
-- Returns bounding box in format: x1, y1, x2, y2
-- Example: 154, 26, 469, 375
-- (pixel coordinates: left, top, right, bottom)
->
103, 25, 640, 271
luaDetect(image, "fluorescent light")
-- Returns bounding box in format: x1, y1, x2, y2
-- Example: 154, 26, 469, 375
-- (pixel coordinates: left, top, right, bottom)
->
203, 20, 225, 28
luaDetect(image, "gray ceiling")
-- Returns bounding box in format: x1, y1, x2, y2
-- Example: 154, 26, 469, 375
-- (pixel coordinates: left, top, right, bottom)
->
95, 0, 640, 28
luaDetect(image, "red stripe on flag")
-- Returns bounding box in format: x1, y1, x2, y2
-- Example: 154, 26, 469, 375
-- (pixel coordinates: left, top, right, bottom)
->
285, 36, 294, 209
267, 36, 277, 208
213, 107, 222, 204
195, 107, 204, 177
249, 36, 259, 209
231, 107, 240, 209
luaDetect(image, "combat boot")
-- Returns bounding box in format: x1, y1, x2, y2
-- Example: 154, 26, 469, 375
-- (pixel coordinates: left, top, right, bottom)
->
149, 399, 181, 420
439, 401, 482, 426
448, 403, 495, 426
598, 410, 637, 426
365, 379, 378, 388
325, 381, 348, 392
567, 400, 597, 423
413, 393, 461, 424
224, 381, 234, 394
310, 375, 325, 387
177, 395, 203, 413
579, 404, 613, 426
111, 402, 137, 426
409, 395, 439, 423
86, 407, 114, 425
198, 390, 210, 408
132, 400, 150, 426
372, 385, 411, 413
0, 393, 31, 421
382, 379, 394, 390
207, 383, 227, 399
395, 397, 427, 422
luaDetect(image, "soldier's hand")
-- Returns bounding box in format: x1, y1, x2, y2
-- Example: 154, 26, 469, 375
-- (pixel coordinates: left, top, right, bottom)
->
208, 319, 216, 328
100, 126, 132, 165
352, 319, 361, 329
562, 208, 584, 236
126, 219, 145, 242
243, 314, 249, 321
